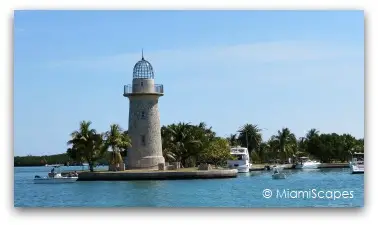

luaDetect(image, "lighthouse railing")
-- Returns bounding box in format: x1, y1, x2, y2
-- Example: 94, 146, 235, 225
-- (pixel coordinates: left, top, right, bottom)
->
154, 84, 164, 94
123, 84, 164, 95
124, 85, 133, 94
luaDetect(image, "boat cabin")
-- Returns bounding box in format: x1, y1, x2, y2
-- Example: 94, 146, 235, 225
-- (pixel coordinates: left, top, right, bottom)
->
351, 152, 364, 164
227, 146, 251, 172
230, 147, 249, 160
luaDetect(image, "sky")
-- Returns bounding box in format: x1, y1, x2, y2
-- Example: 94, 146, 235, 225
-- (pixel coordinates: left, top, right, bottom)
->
13, 10, 364, 156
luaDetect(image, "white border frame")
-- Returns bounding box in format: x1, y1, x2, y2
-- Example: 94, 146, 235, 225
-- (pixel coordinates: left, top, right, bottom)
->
2, 0, 376, 224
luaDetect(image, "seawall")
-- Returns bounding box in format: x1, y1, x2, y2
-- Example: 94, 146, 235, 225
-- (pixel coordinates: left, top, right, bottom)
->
77, 169, 238, 181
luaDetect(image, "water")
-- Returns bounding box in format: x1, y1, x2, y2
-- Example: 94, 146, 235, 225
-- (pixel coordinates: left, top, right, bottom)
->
14, 166, 364, 208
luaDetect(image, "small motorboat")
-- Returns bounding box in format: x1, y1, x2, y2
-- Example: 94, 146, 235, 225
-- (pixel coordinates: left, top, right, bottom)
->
272, 166, 286, 179
34, 166, 78, 184
295, 157, 321, 169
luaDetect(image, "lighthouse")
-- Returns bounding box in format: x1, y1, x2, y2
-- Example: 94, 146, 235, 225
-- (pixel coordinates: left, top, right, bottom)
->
123, 52, 165, 169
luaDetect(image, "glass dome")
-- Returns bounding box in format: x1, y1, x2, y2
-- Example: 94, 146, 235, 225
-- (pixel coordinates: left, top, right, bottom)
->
132, 56, 155, 79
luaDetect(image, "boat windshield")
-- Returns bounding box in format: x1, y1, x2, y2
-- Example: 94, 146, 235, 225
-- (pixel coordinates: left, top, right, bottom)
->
232, 154, 247, 160
352, 153, 364, 161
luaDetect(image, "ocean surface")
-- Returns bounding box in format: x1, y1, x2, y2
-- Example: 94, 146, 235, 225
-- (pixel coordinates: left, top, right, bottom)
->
14, 166, 364, 208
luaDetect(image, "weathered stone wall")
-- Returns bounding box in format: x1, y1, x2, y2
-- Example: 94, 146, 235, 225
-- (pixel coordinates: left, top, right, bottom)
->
126, 78, 165, 169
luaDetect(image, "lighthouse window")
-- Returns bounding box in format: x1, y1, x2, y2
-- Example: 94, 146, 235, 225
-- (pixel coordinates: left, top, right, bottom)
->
141, 111, 146, 119
141, 135, 146, 146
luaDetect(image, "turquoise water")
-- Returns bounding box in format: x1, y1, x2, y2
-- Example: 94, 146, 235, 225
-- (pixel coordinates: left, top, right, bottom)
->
14, 166, 364, 208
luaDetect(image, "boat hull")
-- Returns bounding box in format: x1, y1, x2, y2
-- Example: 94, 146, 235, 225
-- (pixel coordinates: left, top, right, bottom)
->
227, 161, 251, 173
227, 164, 250, 173
295, 163, 321, 169
236, 166, 250, 173
350, 165, 364, 174
34, 177, 78, 184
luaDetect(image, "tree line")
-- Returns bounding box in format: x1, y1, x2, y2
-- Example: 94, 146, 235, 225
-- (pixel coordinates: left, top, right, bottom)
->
14, 153, 70, 167
14, 152, 112, 167
228, 124, 364, 164
14, 121, 364, 170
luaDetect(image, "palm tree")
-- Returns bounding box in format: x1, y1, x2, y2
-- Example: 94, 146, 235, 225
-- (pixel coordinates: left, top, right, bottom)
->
237, 124, 263, 155
227, 133, 239, 147
86, 133, 109, 171
198, 122, 216, 139
161, 122, 203, 167
272, 127, 297, 162
67, 121, 97, 164
120, 130, 132, 157
68, 121, 97, 145
104, 124, 131, 171
66, 120, 107, 172
295, 137, 306, 158
266, 137, 280, 163
306, 128, 319, 141
161, 126, 179, 162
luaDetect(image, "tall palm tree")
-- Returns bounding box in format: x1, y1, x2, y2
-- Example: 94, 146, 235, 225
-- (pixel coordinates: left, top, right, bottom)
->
295, 137, 306, 158
86, 133, 108, 171
227, 133, 239, 147
237, 124, 263, 155
161, 125, 179, 162
104, 124, 131, 170
67, 120, 107, 172
120, 130, 132, 157
272, 127, 297, 162
67, 121, 97, 163
266, 137, 280, 163
306, 128, 319, 141
68, 121, 97, 146
198, 122, 216, 139
161, 122, 203, 167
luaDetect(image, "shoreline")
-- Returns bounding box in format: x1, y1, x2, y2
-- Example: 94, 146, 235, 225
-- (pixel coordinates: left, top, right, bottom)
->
249, 163, 349, 171
53, 163, 352, 181
14, 163, 350, 168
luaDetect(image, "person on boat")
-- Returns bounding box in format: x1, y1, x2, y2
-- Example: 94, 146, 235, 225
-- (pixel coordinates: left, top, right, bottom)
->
48, 168, 56, 178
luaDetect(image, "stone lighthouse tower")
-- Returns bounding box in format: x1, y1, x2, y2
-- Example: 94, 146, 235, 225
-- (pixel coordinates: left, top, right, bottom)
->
123, 52, 165, 169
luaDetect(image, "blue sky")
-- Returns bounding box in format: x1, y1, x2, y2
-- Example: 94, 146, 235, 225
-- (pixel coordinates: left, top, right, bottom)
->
14, 10, 364, 156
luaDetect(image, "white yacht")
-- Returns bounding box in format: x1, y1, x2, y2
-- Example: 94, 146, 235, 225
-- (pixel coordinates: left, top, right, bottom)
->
295, 157, 321, 169
227, 146, 251, 173
349, 152, 364, 174
34, 166, 78, 184
272, 165, 286, 179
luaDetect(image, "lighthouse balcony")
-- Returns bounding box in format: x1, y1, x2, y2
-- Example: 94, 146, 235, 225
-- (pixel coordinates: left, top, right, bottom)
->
123, 84, 164, 96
